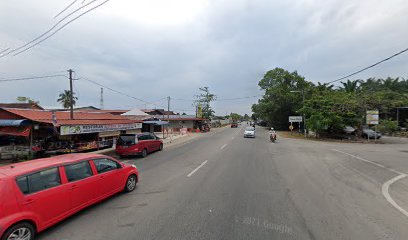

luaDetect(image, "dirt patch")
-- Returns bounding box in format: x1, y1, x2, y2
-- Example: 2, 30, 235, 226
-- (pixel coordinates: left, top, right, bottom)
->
277, 131, 384, 144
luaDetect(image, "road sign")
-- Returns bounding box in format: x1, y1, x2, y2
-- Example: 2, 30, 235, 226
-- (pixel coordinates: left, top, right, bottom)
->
366, 110, 379, 125
289, 116, 303, 123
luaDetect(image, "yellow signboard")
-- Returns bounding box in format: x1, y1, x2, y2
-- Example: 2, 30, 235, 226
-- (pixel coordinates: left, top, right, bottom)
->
197, 104, 203, 118
366, 110, 379, 125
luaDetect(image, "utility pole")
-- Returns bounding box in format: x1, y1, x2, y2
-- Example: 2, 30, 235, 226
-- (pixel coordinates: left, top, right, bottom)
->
167, 96, 171, 137
68, 69, 74, 119
302, 90, 306, 138
100, 88, 104, 109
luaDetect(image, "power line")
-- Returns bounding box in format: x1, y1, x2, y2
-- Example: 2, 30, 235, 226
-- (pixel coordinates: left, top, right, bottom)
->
172, 95, 263, 102
328, 47, 408, 84
216, 95, 263, 101
0, 48, 10, 55
0, 0, 106, 58
54, 0, 78, 19
81, 77, 157, 105
0, 74, 67, 82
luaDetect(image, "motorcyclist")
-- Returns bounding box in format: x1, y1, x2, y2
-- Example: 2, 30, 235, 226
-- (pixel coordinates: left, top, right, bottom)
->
269, 127, 277, 141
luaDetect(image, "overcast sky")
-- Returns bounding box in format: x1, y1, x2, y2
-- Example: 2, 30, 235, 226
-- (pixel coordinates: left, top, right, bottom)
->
0, 0, 407, 115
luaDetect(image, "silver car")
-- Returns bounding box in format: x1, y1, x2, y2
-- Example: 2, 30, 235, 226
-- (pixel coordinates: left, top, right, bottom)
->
244, 126, 255, 138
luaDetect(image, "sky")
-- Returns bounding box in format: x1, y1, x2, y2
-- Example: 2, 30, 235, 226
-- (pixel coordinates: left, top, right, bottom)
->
0, 0, 407, 115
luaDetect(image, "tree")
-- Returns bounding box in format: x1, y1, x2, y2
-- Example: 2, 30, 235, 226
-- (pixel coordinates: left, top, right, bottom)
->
300, 89, 360, 137
229, 113, 242, 121
57, 90, 78, 109
16, 96, 39, 104
251, 68, 312, 129
195, 87, 216, 119
340, 80, 360, 93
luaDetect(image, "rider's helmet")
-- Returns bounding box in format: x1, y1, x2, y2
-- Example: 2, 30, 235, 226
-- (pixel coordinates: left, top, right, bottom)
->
270, 127, 274, 130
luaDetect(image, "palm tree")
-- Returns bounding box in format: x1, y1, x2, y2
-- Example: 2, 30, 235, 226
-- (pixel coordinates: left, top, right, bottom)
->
382, 77, 400, 91
57, 90, 78, 109
16, 96, 39, 104
340, 80, 359, 93
315, 82, 334, 91
359, 78, 382, 92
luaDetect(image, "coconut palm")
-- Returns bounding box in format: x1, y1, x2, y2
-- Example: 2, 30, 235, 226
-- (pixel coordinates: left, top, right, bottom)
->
57, 90, 78, 109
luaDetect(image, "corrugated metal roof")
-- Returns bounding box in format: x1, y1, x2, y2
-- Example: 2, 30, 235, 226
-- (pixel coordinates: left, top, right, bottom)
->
1, 108, 142, 125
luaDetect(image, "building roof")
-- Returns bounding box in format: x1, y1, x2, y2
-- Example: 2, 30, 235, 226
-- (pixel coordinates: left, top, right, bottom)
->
140, 109, 175, 115
151, 114, 207, 121
0, 108, 141, 125
0, 103, 43, 110
0, 153, 108, 177
122, 108, 149, 116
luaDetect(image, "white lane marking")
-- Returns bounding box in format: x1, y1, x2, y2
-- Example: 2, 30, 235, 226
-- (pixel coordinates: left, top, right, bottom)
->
220, 144, 227, 150
332, 149, 403, 175
332, 149, 408, 218
187, 160, 208, 177
382, 174, 408, 217
232, 136, 234, 139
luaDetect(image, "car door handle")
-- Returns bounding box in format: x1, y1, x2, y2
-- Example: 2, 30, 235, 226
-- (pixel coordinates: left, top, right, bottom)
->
23, 199, 35, 205
71, 184, 78, 190
100, 175, 105, 179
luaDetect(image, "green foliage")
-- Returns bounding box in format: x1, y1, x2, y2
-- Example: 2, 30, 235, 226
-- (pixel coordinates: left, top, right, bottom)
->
251, 68, 312, 129
252, 68, 408, 136
16, 96, 39, 104
377, 119, 399, 134
229, 113, 242, 121
301, 90, 360, 135
195, 87, 216, 119
340, 80, 359, 93
57, 90, 78, 109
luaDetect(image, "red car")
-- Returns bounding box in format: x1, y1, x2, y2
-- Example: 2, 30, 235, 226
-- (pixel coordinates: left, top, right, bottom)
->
0, 153, 138, 240
116, 133, 163, 158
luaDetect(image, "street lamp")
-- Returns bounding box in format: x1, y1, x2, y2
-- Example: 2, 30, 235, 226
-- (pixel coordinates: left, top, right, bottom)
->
290, 90, 306, 137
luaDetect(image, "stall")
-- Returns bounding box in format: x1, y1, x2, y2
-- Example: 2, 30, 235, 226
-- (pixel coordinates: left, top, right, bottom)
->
0, 108, 142, 160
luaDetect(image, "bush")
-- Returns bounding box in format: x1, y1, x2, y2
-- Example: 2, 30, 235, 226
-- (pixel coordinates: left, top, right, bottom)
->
377, 119, 399, 134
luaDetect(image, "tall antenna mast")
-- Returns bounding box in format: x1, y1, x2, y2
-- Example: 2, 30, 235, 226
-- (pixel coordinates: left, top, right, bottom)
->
100, 87, 104, 109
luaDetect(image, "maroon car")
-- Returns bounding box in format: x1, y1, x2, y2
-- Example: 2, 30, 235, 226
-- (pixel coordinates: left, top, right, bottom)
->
116, 133, 163, 158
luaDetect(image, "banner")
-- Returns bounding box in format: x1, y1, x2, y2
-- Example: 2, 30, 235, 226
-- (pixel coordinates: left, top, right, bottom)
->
60, 123, 142, 135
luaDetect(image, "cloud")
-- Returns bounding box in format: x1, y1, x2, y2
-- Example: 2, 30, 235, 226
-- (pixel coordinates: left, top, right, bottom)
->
1, 0, 407, 114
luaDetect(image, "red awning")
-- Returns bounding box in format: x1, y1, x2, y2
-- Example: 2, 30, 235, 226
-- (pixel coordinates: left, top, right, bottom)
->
0, 126, 31, 137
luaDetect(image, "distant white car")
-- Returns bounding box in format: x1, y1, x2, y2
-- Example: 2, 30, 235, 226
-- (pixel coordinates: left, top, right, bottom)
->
244, 126, 255, 138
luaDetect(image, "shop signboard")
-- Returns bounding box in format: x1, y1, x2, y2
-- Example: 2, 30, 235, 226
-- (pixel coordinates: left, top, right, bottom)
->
366, 110, 379, 125
289, 116, 303, 123
60, 123, 142, 135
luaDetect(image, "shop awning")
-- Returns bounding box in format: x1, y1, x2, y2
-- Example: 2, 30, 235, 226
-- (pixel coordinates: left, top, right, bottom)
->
143, 120, 169, 125
0, 126, 31, 137
0, 119, 31, 126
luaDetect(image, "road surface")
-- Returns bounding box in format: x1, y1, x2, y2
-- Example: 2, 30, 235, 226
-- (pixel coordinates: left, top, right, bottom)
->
39, 125, 408, 240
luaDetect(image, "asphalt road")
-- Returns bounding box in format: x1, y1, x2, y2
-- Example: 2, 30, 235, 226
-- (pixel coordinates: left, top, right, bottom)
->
39, 125, 408, 240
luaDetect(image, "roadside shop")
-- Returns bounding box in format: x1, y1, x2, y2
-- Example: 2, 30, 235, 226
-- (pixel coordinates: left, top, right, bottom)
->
0, 108, 141, 160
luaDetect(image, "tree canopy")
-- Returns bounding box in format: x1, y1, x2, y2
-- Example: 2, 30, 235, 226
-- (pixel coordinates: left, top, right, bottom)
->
252, 67, 408, 135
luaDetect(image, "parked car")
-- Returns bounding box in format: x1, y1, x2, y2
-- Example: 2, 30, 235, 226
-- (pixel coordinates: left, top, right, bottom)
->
0, 153, 138, 240
116, 133, 163, 158
362, 128, 382, 139
244, 126, 256, 138
231, 123, 238, 128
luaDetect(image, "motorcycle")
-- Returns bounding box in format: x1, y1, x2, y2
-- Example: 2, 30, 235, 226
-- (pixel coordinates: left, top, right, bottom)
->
269, 132, 277, 142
